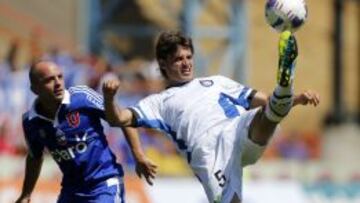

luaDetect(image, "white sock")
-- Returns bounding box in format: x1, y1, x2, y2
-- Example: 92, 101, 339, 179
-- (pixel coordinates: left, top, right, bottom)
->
274, 85, 293, 97
265, 85, 294, 123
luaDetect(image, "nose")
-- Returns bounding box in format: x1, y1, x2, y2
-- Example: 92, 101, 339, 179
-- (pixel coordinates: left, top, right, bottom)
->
54, 76, 62, 87
182, 59, 190, 67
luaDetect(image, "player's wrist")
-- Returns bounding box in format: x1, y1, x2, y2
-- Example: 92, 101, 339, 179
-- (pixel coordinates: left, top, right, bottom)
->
292, 94, 304, 106
103, 92, 115, 99
131, 147, 148, 163
133, 151, 146, 162
103, 94, 116, 104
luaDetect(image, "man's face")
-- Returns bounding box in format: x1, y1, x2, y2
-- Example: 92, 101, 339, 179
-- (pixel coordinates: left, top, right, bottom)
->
32, 62, 65, 103
162, 45, 194, 84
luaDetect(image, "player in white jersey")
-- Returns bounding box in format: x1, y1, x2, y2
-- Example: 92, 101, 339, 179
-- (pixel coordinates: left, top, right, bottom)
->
102, 31, 320, 203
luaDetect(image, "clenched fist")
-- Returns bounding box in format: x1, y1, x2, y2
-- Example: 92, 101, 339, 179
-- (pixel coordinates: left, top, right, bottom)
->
102, 80, 121, 99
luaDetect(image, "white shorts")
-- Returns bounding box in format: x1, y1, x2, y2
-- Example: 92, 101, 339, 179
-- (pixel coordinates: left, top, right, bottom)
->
189, 108, 267, 203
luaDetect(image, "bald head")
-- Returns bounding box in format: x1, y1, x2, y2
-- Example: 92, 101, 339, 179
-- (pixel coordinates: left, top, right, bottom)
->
29, 60, 65, 103
29, 60, 60, 85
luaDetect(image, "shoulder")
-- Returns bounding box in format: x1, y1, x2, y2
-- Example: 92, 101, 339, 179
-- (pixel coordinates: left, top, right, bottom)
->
210, 75, 246, 87
68, 85, 101, 98
68, 86, 104, 109
140, 92, 164, 104
212, 75, 234, 82
133, 92, 167, 113
22, 112, 36, 134
22, 111, 30, 124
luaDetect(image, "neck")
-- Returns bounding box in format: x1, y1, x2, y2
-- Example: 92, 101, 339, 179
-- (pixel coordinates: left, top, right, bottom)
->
36, 99, 61, 120
167, 79, 192, 88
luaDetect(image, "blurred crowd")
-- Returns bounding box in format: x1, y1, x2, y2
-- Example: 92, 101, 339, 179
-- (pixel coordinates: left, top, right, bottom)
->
0, 38, 322, 176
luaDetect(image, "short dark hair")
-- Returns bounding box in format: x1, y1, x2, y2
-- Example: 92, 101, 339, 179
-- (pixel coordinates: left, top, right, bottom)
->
155, 31, 194, 78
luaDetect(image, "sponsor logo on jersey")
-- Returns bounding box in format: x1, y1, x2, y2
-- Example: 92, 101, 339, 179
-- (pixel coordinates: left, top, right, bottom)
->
199, 80, 214, 87
50, 133, 88, 162
55, 129, 67, 146
66, 111, 80, 128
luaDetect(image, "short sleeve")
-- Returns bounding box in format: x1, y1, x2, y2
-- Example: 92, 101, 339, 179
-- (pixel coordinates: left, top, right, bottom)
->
129, 94, 166, 130
69, 86, 105, 118
215, 75, 256, 110
22, 119, 44, 158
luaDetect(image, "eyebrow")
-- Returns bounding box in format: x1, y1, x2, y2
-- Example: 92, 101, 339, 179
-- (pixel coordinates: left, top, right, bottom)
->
40, 73, 63, 81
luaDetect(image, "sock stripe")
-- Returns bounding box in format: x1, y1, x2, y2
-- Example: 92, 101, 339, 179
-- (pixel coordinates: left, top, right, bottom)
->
265, 104, 282, 122
273, 93, 292, 99
269, 102, 289, 117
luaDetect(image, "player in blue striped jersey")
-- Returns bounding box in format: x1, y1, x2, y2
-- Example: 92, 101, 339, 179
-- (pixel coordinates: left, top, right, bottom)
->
15, 61, 157, 203
102, 31, 320, 203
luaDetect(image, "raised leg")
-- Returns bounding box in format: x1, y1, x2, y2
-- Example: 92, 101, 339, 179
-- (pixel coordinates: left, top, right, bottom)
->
250, 31, 298, 145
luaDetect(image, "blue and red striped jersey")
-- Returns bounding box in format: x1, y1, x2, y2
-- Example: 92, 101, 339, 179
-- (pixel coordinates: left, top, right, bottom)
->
22, 86, 123, 190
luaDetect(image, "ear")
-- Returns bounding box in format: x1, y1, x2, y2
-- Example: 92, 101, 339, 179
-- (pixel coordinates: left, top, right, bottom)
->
158, 59, 166, 70
158, 59, 168, 79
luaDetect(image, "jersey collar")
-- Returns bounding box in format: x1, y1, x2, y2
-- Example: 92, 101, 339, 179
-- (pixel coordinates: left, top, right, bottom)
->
166, 79, 192, 89
28, 90, 70, 121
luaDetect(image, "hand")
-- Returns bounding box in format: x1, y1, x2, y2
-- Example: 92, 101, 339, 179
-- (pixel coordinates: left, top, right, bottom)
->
135, 157, 158, 186
295, 90, 320, 106
102, 80, 121, 99
15, 196, 30, 203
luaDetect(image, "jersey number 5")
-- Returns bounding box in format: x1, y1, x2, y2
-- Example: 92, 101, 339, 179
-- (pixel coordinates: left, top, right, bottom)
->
214, 170, 227, 187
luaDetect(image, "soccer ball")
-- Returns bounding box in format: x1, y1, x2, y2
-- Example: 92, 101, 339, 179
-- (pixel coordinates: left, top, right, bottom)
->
265, 0, 308, 33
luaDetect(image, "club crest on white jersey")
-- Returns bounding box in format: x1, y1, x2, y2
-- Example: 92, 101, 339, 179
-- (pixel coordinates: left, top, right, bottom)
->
199, 79, 214, 87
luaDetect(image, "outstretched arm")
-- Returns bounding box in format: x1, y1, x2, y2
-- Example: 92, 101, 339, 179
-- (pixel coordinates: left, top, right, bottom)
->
250, 90, 320, 108
122, 127, 157, 185
15, 154, 44, 203
103, 80, 158, 185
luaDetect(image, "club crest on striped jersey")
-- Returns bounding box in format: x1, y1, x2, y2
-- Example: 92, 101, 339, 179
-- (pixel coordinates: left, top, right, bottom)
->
66, 111, 80, 128
199, 80, 214, 87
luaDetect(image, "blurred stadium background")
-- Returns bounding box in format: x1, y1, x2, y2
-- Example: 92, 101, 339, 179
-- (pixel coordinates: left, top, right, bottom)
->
0, 0, 359, 202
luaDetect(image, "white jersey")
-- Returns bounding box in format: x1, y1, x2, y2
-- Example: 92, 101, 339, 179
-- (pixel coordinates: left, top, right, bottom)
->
130, 75, 255, 153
